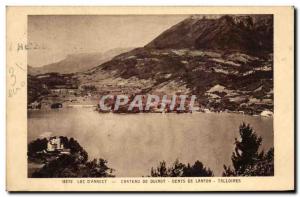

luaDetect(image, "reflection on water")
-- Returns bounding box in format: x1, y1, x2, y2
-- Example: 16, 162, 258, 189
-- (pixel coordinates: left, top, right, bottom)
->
28, 108, 273, 177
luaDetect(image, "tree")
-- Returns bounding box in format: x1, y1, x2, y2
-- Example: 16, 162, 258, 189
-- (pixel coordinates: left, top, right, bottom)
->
32, 154, 77, 178
151, 161, 169, 177
242, 148, 274, 176
85, 158, 114, 177
223, 123, 274, 176
32, 155, 115, 178
169, 159, 185, 177
28, 138, 48, 155
150, 159, 213, 177
29, 136, 114, 178
59, 136, 88, 163
28, 138, 48, 162
183, 160, 213, 177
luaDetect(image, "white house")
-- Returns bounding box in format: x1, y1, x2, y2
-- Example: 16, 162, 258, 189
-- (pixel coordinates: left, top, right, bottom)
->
260, 110, 273, 117
47, 136, 64, 152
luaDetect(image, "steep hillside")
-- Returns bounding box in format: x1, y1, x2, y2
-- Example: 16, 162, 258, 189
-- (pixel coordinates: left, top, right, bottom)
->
29, 15, 273, 114
76, 15, 273, 114
146, 15, 273, 54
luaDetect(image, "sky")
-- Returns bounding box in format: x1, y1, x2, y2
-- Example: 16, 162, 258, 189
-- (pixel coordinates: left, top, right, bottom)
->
28, 15, 188, 67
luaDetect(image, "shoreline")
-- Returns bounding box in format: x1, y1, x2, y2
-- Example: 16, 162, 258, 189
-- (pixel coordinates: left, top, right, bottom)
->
28, 107, 273, 118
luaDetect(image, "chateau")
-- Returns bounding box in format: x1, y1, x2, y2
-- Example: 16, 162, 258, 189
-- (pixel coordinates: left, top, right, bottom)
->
47, 136, 70, 154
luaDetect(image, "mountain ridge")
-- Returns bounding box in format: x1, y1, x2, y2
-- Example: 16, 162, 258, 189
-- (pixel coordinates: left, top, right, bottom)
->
28, 48, 133, 75
28, 15, 274, 114
77, 14, 273, 114
145, 15, 273, 54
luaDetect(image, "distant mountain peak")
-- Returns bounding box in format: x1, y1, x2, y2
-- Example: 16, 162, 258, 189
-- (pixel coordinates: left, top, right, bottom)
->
146, 14, 273, 54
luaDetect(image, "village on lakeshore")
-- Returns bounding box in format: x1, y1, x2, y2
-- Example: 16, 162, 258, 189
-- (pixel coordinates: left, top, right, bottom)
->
28, 73, 273, 117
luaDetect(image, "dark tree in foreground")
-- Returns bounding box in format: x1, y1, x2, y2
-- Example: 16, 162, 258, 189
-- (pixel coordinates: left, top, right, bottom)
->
59, 136, 88, 163
32, 154, 77, 178
151, 161, 169, 177
28, 136, 88, 164
32, 155, 114, 178
84, 158, 114, 177
27, 138, 49, 163
183, 160, 213, 177
223, 123, 274, 176
28, 138, 48, 156
29, 136, 114, 178
151, 159, 213, 177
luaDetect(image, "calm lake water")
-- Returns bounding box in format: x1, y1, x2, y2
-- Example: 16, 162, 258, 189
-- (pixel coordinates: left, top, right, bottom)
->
28, 108, 273, 177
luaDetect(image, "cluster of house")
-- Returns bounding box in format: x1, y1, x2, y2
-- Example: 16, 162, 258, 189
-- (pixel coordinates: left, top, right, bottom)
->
28, 83, 79, 110
28, 101, 63, 109
28, 101, 41, 109
50, 85, 78, 95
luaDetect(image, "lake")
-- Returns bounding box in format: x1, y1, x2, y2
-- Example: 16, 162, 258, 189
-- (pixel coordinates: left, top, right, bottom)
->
28, 108, 273, 177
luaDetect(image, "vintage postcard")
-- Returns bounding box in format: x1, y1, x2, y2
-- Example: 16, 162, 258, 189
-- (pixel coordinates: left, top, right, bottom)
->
6, 6, 294, 191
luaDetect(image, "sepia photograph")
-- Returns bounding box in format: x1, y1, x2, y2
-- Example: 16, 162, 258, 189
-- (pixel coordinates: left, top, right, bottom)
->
5, 6, 294, 192
27, 14, 274, 178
